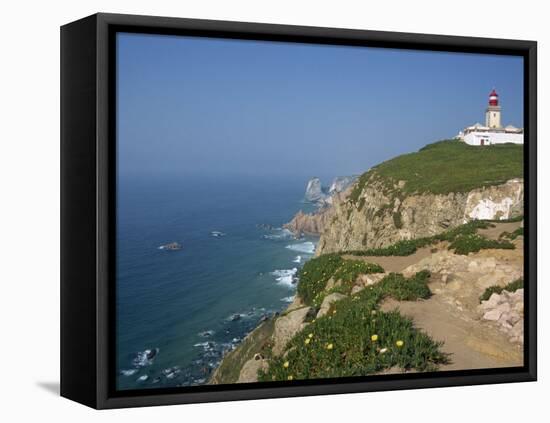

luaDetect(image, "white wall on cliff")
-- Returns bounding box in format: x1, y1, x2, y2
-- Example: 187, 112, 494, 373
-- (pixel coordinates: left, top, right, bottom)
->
465, 179, 524, 221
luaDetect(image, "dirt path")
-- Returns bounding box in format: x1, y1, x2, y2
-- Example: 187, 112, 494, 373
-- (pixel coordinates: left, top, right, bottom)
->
342, 246, 435, 273
372, 221, 525, 371
382, 290, 522, 370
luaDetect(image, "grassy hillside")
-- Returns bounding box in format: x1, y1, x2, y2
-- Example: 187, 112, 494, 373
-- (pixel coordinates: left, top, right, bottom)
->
355, 140, 523, 196
259, 271, 449, 381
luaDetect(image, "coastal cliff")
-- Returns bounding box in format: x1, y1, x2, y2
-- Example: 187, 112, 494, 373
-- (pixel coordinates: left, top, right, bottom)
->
317, 177, 523, 255
284, 176, 356, 235
210, 140, 525, 385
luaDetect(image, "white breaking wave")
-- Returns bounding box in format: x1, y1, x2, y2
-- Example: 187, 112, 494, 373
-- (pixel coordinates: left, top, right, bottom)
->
293, 255, 302, 263
272, 268, 298, 287
281, 295, 295, 303
285, 241, 316, 254
263, 228, 294, 240
132, 348, 159, 367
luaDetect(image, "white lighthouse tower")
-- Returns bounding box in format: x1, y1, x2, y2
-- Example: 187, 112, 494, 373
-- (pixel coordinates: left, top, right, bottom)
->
485, 89, 501, 129
457, 89, 523, 146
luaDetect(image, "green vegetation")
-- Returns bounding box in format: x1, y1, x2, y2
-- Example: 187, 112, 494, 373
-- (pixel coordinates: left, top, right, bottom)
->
501, 227, 524, 240
342, 220, 503, 257
480, 278, 524, 303
349, 170, 373, 204
259, 271, 449, 381
353, 140, 523, 196
448, 234, 515, 255
297, 254, 383, 307
393, 211, 403, 229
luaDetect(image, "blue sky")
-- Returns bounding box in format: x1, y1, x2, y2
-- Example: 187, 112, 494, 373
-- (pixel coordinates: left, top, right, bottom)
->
117, 32, 523, 181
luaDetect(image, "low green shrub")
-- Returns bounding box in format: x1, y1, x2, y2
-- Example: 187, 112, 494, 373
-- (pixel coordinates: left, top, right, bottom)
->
500, 227, 524, 240
297, 255, 384, 306
448, 234, 515, 255
480, 278, 524, 302
259, 271, 448, 381
393, 211, 403, 229
378, 270, 432, 301
296, 254, 343, 306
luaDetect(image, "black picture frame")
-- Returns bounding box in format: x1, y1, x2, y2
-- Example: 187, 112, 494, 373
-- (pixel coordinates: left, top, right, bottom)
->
60, 12, 537, 409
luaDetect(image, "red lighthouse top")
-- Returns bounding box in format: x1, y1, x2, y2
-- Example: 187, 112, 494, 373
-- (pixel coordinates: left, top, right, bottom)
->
489, 89, 499, 106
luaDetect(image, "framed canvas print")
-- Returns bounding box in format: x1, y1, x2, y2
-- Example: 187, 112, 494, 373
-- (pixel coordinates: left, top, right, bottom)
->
60, 13, 537, 409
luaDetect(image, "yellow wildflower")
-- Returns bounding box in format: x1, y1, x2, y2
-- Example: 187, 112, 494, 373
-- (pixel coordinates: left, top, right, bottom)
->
371, 334, 378, 342
288, 375, 294, 381
283, 361, 289, 368
326, 343, 334, 350
308, 333, 314, 338
305, 338, 311, 345
332, 310, 337, 315
396, 340, 404, 348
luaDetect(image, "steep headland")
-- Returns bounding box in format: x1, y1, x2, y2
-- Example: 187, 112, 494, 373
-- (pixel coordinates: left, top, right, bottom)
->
210, 140, 525, 385
317, 141, 523, 254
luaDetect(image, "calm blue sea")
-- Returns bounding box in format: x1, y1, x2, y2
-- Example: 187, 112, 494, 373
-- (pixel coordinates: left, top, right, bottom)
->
116, 174, 317, 390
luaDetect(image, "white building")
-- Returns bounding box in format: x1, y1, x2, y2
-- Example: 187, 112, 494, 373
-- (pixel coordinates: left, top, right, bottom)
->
456, 89, 523, 146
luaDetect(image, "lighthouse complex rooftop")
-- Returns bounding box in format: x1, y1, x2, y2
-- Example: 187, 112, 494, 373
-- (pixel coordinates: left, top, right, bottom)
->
456, 89, 523, 146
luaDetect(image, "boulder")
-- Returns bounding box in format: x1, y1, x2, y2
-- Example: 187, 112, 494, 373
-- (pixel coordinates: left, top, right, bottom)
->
317, 293, 347, 318
481, 293, 501, 309
483, 308, 503, 321
357, 273, 386, 287
304, 177, 326, 203
237, 358, 269, 383
272, 306, 311, 356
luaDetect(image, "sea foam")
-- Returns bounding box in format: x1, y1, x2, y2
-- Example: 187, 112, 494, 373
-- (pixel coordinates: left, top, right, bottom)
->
272, 268, 298, 287
263, 228, 294, 240
285, 241, 316, 254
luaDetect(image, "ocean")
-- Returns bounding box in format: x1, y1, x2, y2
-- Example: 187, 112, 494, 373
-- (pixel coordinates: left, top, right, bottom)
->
116, 174, 318, 390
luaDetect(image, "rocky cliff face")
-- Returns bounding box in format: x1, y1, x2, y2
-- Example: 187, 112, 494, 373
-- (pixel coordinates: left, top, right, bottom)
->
287, 176, 357, 235
317, 176, 524, 255
303, 176, 357, 206
328, 176, 357, 195
283, 207, 334, 235
304, 177, 325, 203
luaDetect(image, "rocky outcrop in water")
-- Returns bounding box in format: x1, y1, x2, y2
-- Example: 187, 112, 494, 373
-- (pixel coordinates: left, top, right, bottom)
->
285, 176, 357, 235
303, 176, 357, 206
317, 177, 524, 255
283, 208, 334, 235
304, 177, 326, 203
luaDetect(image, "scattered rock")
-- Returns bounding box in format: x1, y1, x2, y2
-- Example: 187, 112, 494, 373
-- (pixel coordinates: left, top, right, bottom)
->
483, 308, 503, 321
480, 289, 524, 344
237, 358, 269, 383
317, 293, 347, 318
272, 307, 311, 356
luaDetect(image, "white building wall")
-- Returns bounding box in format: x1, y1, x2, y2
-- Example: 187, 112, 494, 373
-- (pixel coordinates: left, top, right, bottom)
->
463, 131, 523, 146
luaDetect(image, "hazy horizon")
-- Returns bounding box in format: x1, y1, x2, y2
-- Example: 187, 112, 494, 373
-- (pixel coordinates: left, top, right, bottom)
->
117, 33, 523, 182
